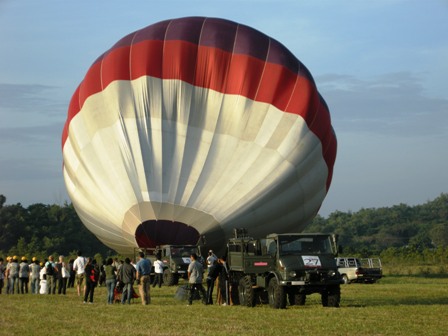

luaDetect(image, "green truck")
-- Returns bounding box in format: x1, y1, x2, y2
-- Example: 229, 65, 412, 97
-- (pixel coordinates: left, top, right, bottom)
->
138, 245, 203, 286
226, 229, 343, 308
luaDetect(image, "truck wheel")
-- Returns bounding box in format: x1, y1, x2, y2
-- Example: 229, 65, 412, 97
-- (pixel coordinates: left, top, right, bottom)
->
294, 293, 306, 306
268, 278, 286, 309
163, 269, 178, 286
322, 285, 340, 307
342, 275, 349, 284
239, 276, 255, 307
287, 288, 306, 306
259, 290, 269, 304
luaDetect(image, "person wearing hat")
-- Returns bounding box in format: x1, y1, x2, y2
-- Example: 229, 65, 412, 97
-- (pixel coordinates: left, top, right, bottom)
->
29, 257, 41, 294
19, 256, 30, 294
206, 250, 217, 272
7, 256, 20, 294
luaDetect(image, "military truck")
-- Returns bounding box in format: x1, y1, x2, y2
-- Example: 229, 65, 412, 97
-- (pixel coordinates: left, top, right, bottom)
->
138, 245, 203, 286
226, 229, 342, 308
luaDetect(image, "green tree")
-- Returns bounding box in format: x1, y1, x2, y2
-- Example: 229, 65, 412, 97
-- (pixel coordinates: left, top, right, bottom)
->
429, 223, 448, 247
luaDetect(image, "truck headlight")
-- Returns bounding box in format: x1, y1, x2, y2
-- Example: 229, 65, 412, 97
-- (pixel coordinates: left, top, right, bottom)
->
289, 271, 297, 278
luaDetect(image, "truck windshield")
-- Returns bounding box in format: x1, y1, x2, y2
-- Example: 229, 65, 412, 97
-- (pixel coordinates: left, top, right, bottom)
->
279, 236, 333, 255
176, 247, 197, 257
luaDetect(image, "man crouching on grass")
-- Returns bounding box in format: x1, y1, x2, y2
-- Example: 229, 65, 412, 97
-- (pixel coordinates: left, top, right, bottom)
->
187, 253, 207, 306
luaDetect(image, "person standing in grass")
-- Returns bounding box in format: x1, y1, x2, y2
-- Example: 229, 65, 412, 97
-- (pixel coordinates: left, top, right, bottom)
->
7, 256, 19, 294
187, 253, 207, 306
217, 257, 230, 305
104, 258, 117, 304
136, 252, 152, 305
67, 259, 75, 288
83, 257, 99, 304
45, 255, 58, 294
19, 256, 30, 294
73, 251, 87, 297
57, 255, 69, 295
206, 259, 221, 305
39, 262, 47, 294
119, 257, 136, 305
152, 254, 164, 288
29, 257, 40, 294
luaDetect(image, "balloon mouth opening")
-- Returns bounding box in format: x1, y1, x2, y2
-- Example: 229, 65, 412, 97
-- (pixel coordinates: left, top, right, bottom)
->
135, 220, 200, 249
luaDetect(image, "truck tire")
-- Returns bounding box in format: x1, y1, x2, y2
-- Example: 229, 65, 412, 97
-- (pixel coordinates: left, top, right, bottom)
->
239, 276, 255, 307
268, 278, 286, 309
321, 285, 340, 307
287, 288, 306, 306
163, 269, 178, 286
294, 293, 306, 306
342, 275, 349, 284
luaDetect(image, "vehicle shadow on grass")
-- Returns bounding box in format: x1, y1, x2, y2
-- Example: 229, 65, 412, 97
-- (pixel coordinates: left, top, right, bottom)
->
345, 297, 448, 307
344, 293, 448, 307
387, 273, 448, 279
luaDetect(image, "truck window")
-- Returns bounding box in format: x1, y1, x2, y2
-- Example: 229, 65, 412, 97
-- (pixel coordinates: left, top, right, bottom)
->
246, 242, 257, 255
228, 243, 242, 253
267, 239, 277, 256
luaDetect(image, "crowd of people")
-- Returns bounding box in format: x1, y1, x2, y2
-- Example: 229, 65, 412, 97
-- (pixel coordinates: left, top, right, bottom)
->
0, 251, 134, 304
0, 254, 75, 295
0, 249, 230, 306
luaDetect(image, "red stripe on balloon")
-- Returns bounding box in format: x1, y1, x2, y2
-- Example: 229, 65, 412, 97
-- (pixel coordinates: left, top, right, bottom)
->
64, 40, 329, 138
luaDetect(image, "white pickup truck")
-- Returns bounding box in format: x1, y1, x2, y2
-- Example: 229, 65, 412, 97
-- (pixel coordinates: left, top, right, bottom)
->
336, 257, 382, 284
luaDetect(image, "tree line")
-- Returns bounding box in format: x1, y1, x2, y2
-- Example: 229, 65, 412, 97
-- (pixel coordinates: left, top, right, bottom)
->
1, 193, 447, 265
0, 195, 113, 260
304, 193, 448, 267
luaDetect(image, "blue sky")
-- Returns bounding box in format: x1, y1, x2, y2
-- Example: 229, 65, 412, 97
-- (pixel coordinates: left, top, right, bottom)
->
0, 0, 447, 216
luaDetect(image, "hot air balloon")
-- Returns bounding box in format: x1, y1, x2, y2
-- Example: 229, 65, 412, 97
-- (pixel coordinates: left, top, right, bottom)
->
62, 17, 336, 256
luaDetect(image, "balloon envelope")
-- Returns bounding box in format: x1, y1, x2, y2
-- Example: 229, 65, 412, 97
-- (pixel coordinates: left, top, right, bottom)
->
62, 17, 337, 255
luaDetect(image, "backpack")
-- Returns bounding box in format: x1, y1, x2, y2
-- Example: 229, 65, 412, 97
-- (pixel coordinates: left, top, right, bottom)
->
89, 265, 99, 283
46, 262, 54, 276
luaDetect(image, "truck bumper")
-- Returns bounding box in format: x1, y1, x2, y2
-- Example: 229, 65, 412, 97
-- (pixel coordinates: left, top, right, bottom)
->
280, 279, 343, 286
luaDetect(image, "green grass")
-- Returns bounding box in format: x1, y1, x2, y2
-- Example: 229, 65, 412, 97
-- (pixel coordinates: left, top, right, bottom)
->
1, 276, 447, 336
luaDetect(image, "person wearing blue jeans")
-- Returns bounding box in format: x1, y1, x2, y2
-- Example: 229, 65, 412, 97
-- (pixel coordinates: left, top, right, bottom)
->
104, 258, 117, 304
118, 258, 136, 304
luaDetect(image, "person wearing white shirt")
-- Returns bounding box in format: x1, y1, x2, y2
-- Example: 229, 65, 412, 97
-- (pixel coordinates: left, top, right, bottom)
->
206, 250, 217, 271
152, 255, 164, 288
73, 251, 86, 296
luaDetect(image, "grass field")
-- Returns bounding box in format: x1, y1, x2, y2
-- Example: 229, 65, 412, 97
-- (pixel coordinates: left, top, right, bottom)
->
1, 275, 447, 336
